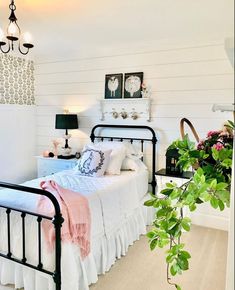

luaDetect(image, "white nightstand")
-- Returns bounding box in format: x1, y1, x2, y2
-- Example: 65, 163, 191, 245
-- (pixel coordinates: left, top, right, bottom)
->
155, 169, 194, 219
155, 169, 193, 194
36, 156, 78, 178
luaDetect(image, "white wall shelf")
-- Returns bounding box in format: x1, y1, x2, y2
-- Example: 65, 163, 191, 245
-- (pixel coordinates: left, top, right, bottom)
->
99, 98, 152, 122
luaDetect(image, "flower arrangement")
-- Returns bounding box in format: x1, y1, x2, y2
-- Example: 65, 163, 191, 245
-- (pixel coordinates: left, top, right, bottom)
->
145, 120, 234, 290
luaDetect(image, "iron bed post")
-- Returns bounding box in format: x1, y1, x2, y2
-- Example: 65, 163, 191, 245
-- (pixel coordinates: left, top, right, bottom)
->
90, 124, 157, 195
53, 209, 64, 290
0, 182, 64, 290
151, 134, 157, 195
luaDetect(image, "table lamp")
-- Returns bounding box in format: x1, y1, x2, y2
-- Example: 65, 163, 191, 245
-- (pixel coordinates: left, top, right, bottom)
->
55, 114, 78, 159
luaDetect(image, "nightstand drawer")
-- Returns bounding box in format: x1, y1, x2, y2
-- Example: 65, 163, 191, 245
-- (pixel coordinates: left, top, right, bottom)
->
156, 175, 183, 194
160, 176, 183, 187
155, 169, 193, 197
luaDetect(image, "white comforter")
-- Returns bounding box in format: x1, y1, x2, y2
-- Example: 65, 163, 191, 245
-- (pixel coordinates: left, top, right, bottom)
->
0, 169, 149, 290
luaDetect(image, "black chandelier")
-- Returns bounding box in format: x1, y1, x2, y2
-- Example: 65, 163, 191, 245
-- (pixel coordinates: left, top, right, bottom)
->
0, 0, 34, 55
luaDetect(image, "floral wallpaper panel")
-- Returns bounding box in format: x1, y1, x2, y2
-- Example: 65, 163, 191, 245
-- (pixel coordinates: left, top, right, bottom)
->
0, 54, 35, 105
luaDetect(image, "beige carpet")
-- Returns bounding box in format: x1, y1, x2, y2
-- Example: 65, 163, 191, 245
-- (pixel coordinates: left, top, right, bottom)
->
90, 226, 228, 290
1, 226, 228, 290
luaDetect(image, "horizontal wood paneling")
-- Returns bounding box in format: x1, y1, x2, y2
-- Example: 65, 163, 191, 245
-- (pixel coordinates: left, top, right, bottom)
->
35, 75, 233, 96
36, 89, 234, 106
35, 60, 232, 84
35, 44, 226, 74
35, 41, 234, 168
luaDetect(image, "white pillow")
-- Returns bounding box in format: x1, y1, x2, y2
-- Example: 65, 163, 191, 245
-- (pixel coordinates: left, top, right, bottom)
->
89, 141, 126, 175
75, 148, 111, 177
123, 142, 143, 160
121, 157, 148, 172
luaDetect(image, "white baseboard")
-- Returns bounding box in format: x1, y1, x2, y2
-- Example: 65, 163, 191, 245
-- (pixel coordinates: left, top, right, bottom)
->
191, 212, 229, 231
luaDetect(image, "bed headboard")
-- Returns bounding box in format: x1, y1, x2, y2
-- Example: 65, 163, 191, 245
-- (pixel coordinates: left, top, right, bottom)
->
90, 124, 157, 195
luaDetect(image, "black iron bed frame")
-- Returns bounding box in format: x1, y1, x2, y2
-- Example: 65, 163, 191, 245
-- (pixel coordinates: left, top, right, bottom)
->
0, 124, 157, 290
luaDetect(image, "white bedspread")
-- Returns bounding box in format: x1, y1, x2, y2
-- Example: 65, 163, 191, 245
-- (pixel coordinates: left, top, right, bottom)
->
0, 169, 150, 290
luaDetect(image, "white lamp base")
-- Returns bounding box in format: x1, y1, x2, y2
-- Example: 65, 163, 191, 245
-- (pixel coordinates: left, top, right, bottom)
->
61, 147, 72, 156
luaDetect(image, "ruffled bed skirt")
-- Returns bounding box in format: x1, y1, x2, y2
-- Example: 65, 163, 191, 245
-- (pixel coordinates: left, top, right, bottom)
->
0, 196, 155, 290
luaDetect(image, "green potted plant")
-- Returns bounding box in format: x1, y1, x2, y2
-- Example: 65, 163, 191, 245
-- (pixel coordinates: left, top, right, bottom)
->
145, 120, 234, 290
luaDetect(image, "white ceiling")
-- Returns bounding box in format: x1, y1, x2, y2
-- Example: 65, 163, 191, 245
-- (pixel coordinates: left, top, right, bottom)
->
0, 0, 234, 60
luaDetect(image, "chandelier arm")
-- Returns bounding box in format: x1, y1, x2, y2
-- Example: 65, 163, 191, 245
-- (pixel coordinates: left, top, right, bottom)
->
0, 42, 11, 54
18, 43, 30, 55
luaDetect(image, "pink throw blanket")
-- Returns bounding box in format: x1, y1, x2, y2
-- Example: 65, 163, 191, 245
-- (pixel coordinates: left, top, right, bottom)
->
37, 180, 91, 259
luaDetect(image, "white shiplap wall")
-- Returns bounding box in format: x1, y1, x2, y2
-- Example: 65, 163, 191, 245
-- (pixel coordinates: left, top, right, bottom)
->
0, 105, 36, 183
35, 39, 234, 230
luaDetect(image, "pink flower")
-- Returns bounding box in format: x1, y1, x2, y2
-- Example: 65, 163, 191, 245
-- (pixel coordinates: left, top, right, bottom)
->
197, 140, 205, 150
207, 130, 221, 138
213, 142, 224, 151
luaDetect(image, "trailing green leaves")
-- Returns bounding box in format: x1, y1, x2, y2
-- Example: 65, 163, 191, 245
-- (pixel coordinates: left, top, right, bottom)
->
145, 121, 233, 290
166, 244, 191, 276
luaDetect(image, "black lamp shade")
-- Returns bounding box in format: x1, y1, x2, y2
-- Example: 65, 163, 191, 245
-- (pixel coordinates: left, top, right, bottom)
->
55, 114, 78, 130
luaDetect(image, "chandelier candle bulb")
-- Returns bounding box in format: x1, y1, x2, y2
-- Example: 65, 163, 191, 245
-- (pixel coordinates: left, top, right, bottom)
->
7, 22, 18, 37
23, 32, 32, 44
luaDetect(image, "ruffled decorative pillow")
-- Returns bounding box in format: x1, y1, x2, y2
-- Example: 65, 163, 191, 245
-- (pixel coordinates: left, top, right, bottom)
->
88, 141, 126, 175
76, 148, 111, 177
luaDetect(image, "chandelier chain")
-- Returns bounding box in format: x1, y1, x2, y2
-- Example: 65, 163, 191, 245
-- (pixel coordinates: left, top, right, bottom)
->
9, 0, 16, 11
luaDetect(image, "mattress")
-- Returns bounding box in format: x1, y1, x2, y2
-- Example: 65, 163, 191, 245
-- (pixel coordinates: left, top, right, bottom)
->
0, 168, 150, 290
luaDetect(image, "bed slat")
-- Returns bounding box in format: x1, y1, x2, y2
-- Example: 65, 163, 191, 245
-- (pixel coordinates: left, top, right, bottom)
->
6, 208, 12, 258
21, 212, 27, 263
37, 216, 43, 269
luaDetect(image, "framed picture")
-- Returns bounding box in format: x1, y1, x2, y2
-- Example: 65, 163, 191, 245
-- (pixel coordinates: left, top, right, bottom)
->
124, 72, 144, 98
105, 73, 123, 99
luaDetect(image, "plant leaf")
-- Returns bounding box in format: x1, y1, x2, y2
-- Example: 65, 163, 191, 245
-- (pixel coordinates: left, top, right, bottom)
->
180, 250, 191, 259
210, 179, 217, 190
170, 264, 178, 276
146, 231, 155, 239
221, 159, 232, 169
181, 220, 191, 232
218, 200, 225, 211
216, 183, 228, 191
166, 182, 176, 188
177, 257, 189, 270
144, 199, 155, 207
212, 148, 219, 161
161, 188, 173, 196
210, 196, 219, 209
150, 239, 158, 251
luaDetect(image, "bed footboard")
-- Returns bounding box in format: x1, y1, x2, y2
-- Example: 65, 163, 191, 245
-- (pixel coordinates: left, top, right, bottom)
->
0, 182, 64, 290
